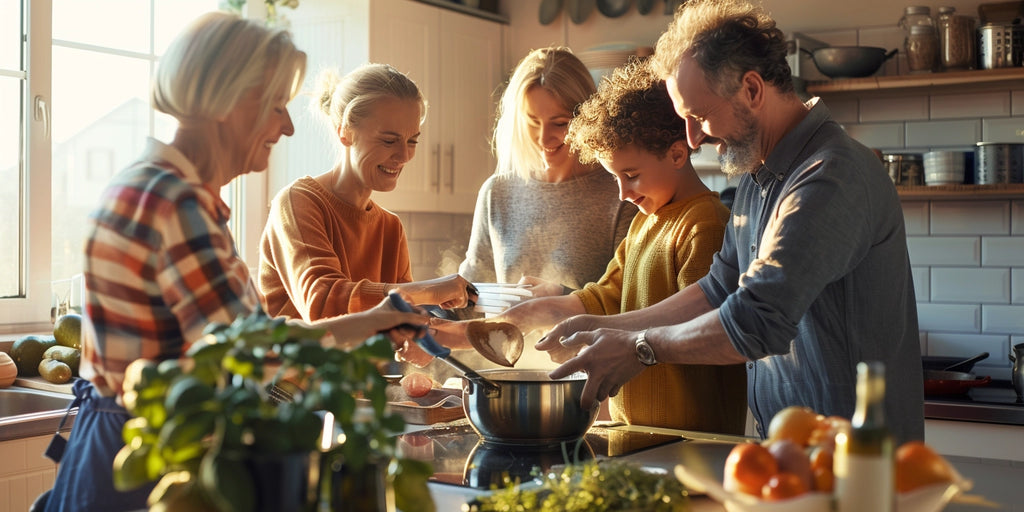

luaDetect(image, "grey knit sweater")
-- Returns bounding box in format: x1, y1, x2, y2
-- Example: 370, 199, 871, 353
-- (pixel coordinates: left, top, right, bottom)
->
459, 170, 637, 290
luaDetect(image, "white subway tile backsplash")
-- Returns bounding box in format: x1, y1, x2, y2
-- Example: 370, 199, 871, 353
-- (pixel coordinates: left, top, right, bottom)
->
906, 119, 981, 147
930, 201, 1010, 235
1014, 201, 1024, 235
931, 267, 1011, 303
1013, 269, 1024, 304
982, 237, 1024, 267
1013, 91, 1024, 117
983, 304, 1024, 333
931, 92, 1011, 120
845, 123, 904, 151
912, 266, 930, 300
981, 118, 1024, 144
918, 303, 981, 332
861, 96, 928, 123
907, 236, 980, 266
925, 332, 1009, 370
901, 201, 929, 235
827, 98, 858, 124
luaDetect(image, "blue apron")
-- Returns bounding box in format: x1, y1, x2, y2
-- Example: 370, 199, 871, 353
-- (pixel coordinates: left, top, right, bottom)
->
42, 379, 155, 512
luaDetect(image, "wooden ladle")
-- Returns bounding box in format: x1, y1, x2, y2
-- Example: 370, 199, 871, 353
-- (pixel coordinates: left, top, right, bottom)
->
465, 321, 524, 368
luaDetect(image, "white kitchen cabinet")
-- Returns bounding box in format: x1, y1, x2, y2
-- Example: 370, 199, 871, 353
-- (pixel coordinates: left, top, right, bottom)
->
925, 419, 1024, 462
367, 0, 503, 213
0, 434, 57, 511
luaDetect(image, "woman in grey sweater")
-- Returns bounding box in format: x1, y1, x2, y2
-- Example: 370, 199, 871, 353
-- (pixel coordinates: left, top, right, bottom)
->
459, 47, 637, 296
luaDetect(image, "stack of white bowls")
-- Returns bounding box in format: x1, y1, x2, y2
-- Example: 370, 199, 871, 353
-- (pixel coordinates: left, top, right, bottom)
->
924, 151, 966, 185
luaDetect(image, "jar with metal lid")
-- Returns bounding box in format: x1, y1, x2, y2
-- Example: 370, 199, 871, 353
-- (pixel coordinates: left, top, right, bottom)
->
936, 7, 976, 70
900, 7, 939, 72
883, 153, 924, 185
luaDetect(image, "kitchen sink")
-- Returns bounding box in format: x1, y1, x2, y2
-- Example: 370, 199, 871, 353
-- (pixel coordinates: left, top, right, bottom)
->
0, 387, 76, 441
0, 387, 73, 417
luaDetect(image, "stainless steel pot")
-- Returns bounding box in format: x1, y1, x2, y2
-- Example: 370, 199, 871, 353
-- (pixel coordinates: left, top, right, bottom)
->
978, 23, 1024, 69
462, 369, 599, 445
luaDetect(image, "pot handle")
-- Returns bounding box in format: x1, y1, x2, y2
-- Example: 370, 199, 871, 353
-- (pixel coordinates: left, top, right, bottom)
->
884, 48, 898, 60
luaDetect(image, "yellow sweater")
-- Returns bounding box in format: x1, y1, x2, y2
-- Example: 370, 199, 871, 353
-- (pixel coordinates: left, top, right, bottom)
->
574, 191, 747, 434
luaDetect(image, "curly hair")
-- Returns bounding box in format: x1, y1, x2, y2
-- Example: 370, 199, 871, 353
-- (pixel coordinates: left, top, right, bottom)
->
650, 0, 792, 97
566, 59, 687, 165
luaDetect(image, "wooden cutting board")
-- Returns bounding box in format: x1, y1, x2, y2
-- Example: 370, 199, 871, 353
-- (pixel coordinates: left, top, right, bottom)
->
14, 376, 74, 394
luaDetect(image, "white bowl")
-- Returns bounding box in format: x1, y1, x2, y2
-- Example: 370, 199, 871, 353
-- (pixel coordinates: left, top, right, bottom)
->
674, 463, 973, 512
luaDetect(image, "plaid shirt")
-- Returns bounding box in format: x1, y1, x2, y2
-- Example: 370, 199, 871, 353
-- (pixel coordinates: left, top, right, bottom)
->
81, 139, 259, 396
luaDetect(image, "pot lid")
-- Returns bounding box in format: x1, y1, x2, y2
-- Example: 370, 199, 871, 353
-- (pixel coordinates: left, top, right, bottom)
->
567, 0, 597, 24
539, 0, 564, 25
596, 0, 631, 18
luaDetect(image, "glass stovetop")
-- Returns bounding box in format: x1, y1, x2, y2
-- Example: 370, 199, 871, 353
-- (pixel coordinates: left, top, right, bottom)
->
396, 423, 684, 490
923, 380, 1024, 425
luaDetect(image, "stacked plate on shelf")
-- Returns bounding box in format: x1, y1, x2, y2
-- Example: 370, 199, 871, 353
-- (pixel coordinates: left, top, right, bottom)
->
472, 283, 534, 317
576, 43, 641, 84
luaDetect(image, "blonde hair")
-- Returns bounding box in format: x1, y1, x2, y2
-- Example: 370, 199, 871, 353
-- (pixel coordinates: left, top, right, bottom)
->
152, 11, 306, 128
313, 63, 425, 137
492, 47, 596, 180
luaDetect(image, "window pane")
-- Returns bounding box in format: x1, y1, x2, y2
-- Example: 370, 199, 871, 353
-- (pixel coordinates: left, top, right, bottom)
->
51, 48, 151, 282
0, 0, 20, 70
154, 1, 224, 55
0, 77, 21, 297
52, 0, 151, 53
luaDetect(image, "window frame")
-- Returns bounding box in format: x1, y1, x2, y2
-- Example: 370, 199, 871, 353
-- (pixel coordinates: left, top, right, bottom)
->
1, 0, 272, 332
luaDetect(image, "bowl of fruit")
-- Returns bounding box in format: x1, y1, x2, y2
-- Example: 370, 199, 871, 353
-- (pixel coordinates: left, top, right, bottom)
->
674, 406, 972, 512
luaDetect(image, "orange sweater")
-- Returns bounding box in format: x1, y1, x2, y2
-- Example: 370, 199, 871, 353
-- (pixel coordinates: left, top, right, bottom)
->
258, 176, 411, 320
575, 191, 747, 434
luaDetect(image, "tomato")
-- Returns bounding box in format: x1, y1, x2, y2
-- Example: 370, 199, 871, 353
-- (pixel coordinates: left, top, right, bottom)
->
724, 443, 779, 496
895, 441, 955, 493
400, 372, 434, 398
767, 406, 825, 447
761, 472, 808, 501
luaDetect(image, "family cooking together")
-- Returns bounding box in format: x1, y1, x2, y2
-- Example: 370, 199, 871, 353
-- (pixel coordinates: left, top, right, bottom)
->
41, 0, 924, 510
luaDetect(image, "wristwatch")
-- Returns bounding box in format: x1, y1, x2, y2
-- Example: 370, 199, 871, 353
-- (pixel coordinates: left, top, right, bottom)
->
635, 329, 657, 366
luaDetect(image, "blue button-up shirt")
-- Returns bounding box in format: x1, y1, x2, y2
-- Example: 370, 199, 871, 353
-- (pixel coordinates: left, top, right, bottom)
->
698, 98, 924, 444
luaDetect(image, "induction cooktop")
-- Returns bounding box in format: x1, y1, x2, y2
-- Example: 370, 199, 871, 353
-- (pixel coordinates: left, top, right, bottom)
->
396, 422, 684, 490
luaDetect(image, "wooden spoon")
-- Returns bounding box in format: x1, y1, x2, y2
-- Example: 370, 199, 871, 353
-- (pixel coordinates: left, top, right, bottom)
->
465, 321, 524, 368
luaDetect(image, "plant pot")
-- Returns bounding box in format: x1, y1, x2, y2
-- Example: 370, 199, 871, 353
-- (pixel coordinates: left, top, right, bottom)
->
319, 451, 393, 511
244, 451, 312, 512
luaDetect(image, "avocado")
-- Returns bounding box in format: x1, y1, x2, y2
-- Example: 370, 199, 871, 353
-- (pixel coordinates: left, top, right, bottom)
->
44, 345, 81, 376
53, 313, 83, 349
38, 358, 73, 384
11, 335, 58, 377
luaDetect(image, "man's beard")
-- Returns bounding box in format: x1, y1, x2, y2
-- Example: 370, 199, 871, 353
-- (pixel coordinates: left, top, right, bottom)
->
717, 102, 761, 178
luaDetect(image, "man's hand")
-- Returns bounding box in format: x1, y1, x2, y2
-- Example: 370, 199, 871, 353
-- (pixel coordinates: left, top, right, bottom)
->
543, 327, 648, 410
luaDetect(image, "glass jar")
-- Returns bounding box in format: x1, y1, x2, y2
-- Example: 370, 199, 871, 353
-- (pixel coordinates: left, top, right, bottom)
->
900, 6, 939, 73
937, 7, 976, 70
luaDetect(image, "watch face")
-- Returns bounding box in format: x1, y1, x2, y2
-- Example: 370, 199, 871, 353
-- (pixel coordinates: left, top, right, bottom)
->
636, 341, 657, 366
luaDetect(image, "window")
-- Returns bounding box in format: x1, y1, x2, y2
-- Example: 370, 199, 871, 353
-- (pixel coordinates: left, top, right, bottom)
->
0, 0, 236, 327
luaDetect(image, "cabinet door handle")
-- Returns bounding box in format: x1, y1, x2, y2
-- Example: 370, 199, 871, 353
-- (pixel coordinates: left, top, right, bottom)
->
432, 143, 441, 193
446, 143, 455, 194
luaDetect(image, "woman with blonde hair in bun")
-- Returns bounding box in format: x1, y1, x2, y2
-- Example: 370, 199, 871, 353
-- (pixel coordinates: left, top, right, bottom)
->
259, 63, 476, 333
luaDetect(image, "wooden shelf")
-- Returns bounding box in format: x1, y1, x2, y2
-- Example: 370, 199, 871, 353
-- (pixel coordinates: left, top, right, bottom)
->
806, 67, 1024, 96
896, 183, 1024, 200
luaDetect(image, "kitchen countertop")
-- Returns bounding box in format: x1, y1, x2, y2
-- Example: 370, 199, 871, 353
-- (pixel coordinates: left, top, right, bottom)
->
423, 424, 1022, 511
924, 379, 1024, 426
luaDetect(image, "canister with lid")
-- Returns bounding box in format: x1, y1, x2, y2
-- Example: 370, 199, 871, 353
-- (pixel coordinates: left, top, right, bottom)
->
936, 7, 976, 70
883, 153, 924, 185
900, 6, 939, 73
975, 143, 1024, 184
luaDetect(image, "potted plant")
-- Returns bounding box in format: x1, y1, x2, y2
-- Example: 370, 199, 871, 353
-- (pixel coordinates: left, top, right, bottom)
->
112, 308, 434, 512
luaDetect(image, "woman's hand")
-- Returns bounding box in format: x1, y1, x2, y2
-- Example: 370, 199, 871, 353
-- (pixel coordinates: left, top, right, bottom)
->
517, 276, 564, 298
391, 274, 478, 309
313, 296, 428, 350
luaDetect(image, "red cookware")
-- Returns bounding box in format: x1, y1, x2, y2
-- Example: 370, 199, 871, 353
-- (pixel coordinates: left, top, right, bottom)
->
923, 369, 991, 396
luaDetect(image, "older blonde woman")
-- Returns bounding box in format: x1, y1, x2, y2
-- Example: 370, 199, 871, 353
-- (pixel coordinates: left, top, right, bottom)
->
42, 14, 427, 512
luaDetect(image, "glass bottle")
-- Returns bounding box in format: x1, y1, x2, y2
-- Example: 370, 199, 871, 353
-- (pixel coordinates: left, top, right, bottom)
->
834, 361, 895, 512
900, 6, 939, 73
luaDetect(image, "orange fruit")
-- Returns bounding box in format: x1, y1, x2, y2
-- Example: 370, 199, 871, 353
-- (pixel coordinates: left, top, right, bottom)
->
896, 441, 955, 493
767, 406, 825, 447
761, 472, 808, 501
724, 442, 779, 496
